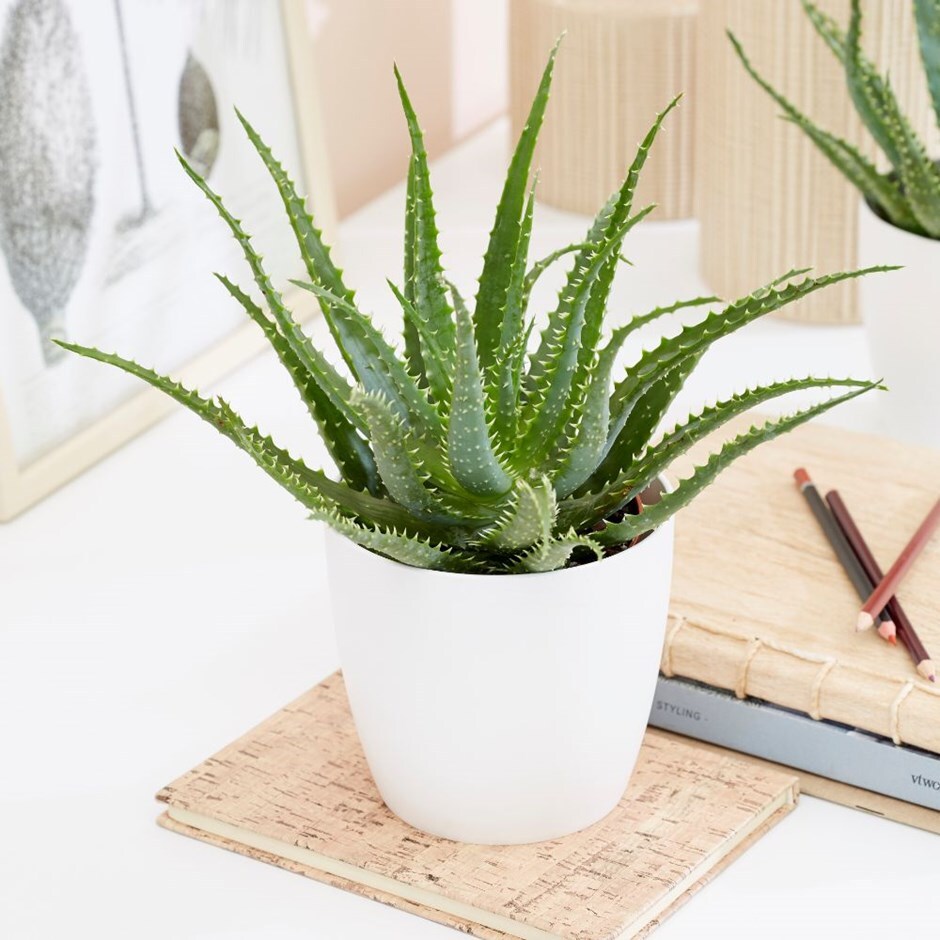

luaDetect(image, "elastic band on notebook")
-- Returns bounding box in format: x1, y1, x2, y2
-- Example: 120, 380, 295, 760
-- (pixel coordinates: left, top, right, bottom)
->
735, 639, 763, 699
660, 616, 686, 677
807, 659, 837, 720
889, 681, 915, 745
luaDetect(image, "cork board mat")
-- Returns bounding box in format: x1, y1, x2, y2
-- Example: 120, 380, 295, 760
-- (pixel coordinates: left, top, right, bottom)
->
157, 673, 798, 940
666, 417, 940, 753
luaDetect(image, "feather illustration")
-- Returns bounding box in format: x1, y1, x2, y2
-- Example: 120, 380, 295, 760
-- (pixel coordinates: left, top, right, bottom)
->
178, 51, 219, 178
0, 0, 97, 366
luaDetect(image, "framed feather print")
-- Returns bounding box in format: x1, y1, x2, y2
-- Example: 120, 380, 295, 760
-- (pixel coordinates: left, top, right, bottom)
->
0, 0, 336, 520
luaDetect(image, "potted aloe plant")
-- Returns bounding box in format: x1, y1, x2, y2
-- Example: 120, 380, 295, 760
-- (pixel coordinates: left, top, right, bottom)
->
731, 0, 940, 448
60, 43, 887, 845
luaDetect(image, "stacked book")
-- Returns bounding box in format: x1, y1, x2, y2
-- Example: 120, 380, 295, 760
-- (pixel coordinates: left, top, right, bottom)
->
649, 419, 940, 832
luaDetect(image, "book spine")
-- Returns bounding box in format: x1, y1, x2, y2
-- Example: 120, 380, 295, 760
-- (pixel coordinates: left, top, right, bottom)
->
659, 614, 940, 755
648, 676, 940, 812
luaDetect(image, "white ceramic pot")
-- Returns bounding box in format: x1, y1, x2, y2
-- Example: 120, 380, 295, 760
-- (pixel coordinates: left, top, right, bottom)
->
857, 198, 940, 448
325, 504, 675, 845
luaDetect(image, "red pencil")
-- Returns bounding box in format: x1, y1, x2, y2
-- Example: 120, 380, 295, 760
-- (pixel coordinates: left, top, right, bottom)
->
857, 498, 940, 631
827, 490, 936, 683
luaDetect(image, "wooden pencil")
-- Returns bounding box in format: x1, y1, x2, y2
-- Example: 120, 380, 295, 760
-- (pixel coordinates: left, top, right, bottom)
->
794, 468, 895, 641
857, 498, 940, 631
826, 490, 936, 683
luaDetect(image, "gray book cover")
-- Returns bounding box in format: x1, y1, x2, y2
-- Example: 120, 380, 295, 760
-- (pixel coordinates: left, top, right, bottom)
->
648, 675, 940, 811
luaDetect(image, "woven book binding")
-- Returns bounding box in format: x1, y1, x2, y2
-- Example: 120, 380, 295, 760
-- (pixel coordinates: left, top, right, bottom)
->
665, 418, 940, 753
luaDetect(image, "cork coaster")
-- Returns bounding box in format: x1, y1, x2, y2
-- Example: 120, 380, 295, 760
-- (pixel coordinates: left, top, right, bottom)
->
157, 673, 798, 939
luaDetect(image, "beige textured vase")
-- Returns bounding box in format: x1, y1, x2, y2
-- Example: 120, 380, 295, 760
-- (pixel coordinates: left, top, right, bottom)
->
510, 0, 698, 220
696, 0, 938, 324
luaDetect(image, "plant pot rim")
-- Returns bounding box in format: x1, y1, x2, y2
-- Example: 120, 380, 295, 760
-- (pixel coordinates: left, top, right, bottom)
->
861, 193, 940, 245
323, 474, 675, 581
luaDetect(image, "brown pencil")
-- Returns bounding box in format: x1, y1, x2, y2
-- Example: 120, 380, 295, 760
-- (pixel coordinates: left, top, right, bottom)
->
794, 469, 895, 640
857, 498, 940, 631
827, 490, 936, 683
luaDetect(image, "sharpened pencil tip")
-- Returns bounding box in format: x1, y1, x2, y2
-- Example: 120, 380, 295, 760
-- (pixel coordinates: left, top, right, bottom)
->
857, 611, 875, 631
878, 620, 897, 642
918, 661, 937, 683
793, 467, 811, 490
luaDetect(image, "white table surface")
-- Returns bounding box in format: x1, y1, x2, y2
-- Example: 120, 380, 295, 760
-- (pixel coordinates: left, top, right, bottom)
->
2, 120, 936, 939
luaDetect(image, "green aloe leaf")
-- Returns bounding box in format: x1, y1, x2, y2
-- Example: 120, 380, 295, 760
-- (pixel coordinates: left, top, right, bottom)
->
491, 181, 536, 446
879, 109, 940, 236
573, 206, 655, 374
313, 508, 485, 572
497, 181, 536, 362
566, 377, 881, 529
842, 0, 908, 168
511, 529, 603, 573
492, 317, 535, 451
550, 326, 630, 497
604, 266, 896, 461
593, 384, 880, 545
401, 157, 423, 377
631, 376, 881, 492
915, 0, 940, 127
521, 241, 631, 308
477, 476, 556, 551
586, 353, 701, 500
52, 340, 428, 536
51, 341, 317, 507
215, 404, 447, 536
387, 279, 452, 407
544, 95, 680, 380
394, 66, 456, 384
291, 280, 445, 454
799, 1, 940, 235
448, 295, 514, 497
523, 242, 587, 304
214, 274, 380, 494
844, 1, 940, 236
519, 98, 677, 467
805, 0, 930, 181
574, 298, 720, 491
727, 30, 916, 232
618, 294, 720, 339
234, 109, 353, 305
517, 230, 629, 467
526, 182, 663, 399
521, 190, 622, 400
519, 203, 655, 468
176, 149, 365, 401
474, 38, 560, 369
800, 0, 845, 58
583, 274, 806, 496
354, 390, 469, 522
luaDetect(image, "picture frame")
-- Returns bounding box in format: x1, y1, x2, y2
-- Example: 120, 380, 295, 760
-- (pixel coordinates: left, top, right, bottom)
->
0, 0, 336, 521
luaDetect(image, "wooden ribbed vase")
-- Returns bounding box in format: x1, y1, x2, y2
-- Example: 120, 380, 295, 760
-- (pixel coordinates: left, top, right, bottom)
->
696, 0, 939, 324
510, 0, 698, 220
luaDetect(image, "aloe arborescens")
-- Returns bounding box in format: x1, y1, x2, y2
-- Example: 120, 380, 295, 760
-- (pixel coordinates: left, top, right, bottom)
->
59, 43, 888, 573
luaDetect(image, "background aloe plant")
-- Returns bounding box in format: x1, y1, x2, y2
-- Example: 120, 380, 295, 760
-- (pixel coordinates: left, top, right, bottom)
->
731, 0, 940, 239
58, 43, 887, 574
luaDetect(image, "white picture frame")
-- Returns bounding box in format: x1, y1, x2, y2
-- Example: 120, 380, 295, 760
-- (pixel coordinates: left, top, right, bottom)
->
0, 0, 336, 520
